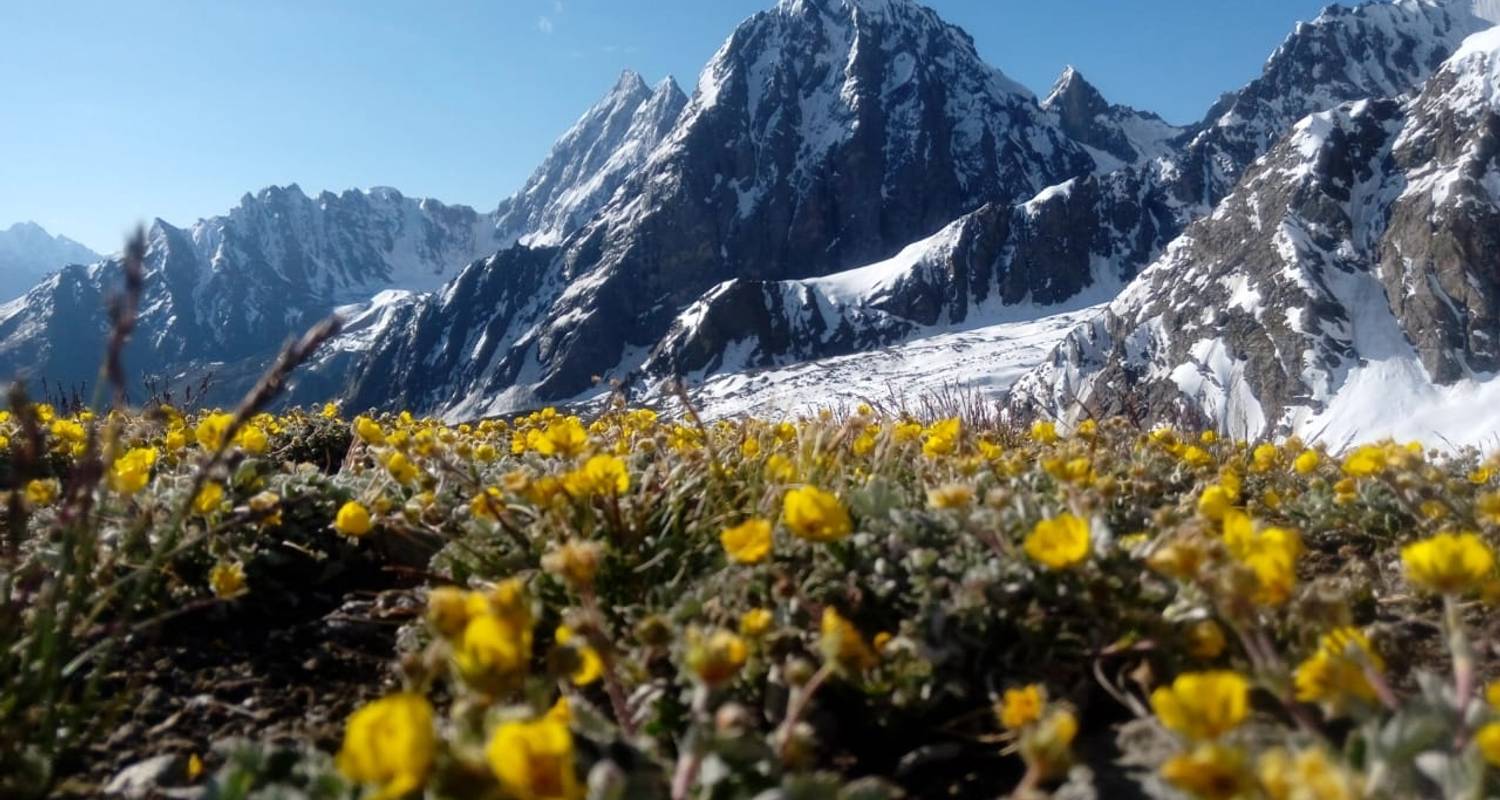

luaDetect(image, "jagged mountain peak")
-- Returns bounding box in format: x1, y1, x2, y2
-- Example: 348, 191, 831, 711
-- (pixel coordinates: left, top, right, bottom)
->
0, 222, 102, 302
774, 0, 915, 17
3, 221, 48, 237
1009, 22, 1500, 446
1041, 64, 1183, 170
490, 68, 687, 248
700, 0, 1032, 114
652, 75, 683, 96
612, 68, 650, 94
1170, 0, 1496, 209
1043, 65, 1098, 109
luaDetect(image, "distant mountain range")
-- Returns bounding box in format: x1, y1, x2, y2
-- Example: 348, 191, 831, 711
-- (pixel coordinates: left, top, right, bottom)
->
0, 222, 99, 303
4, 0, 1500, 445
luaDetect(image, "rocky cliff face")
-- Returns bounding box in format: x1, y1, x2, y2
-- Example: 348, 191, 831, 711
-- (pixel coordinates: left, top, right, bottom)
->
641, 167, 1177, 381
1008, 25, 1500, 444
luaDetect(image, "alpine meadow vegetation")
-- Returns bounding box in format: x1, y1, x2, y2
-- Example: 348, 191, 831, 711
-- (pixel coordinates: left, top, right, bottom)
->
7, 238, 1500, 800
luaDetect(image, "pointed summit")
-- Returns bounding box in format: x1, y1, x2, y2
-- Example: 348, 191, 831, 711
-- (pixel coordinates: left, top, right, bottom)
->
1042, 65, 1112, 121
490, 69, 687, 247
1042, 65, 1182, 169
611, 68, 650, 96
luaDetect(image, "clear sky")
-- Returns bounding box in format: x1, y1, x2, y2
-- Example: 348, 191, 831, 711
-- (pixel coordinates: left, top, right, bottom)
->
0, 0, 1331, 253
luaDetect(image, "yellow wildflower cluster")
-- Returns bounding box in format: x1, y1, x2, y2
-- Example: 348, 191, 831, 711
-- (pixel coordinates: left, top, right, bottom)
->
13, 401, 1500, 798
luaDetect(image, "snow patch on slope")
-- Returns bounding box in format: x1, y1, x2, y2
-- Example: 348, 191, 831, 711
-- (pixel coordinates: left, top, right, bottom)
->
672, 305, 1104, 419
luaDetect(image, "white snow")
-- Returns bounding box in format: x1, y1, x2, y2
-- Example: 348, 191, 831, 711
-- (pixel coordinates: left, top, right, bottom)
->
663, 305, 1105, 420
1296, 361, 1500, 450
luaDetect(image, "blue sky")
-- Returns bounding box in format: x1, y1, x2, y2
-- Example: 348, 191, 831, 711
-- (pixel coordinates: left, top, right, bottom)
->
0, 0, 1330, 253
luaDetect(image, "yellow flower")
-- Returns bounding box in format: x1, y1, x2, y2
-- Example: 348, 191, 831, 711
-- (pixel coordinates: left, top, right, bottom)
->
355, 415, 386, 446
1030, 420, 1058, 444
426, 586, 473, 639
921, 418, 961, 458
1018, 708, 1079, 781
782, 486, 852, 543
193, 482, 225, 515
1479, 492, 1500, 526
721, 518, 773, 564
893, 420, 923, 443
457, 609, 533, 690
1222, 511, 1301, 606
1401, 532, 1495, 594
540, 539, 602, 590
1477, 722, 1500, 767
385, 451, 420, 485
49, 418, 86, 448
1293, 450, 1320, 475
977, 439, 1003, 461
1024, 513, 1091, 570
535, 417, 589, 458
554, 625, 603, 686
335, 693, 435, 800
685, 628, 748, 687
1292, 627, 1383, 712
927, 483, 975, 509
820, 607, 878, 673
486, 713, 581, 800
739, 608, 774, 637
1197, 485, 1234, 521
195, 412, 234, 450
563, 454, 629, 497
1250, 443, 1279, 473
209, 562, 246, 598
1471, 467, 1493, 486
764, 453, 797, 482
24, 478, 59, 508
998, 684, 1045, 730
1341, 444, 1388, 477
1160, 744, 1252, 800
321, 402, 340, 419
470, 486, 506, 521
234, 424, 269, 454
1150, 671, 1250, 741
109, 447, 158, 495
334, 500, 374, 538
1148, 538, 1207, 580
1258, 747, 1363, 800
1180, 446, 1214, 468
164, 428, 188, 453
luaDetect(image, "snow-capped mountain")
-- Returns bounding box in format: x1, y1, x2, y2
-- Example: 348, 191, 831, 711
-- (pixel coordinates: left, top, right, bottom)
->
625, 0, 1500, 427
491, 71, 687, 248
1042, 67, 1185, 172
0, 186, 495, 403
0, 222, 100, 303
339, 0, 1101, 417
1009, 24, 1500, 446
641, 167, 1175, 383
1169, 0, 1498, 211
